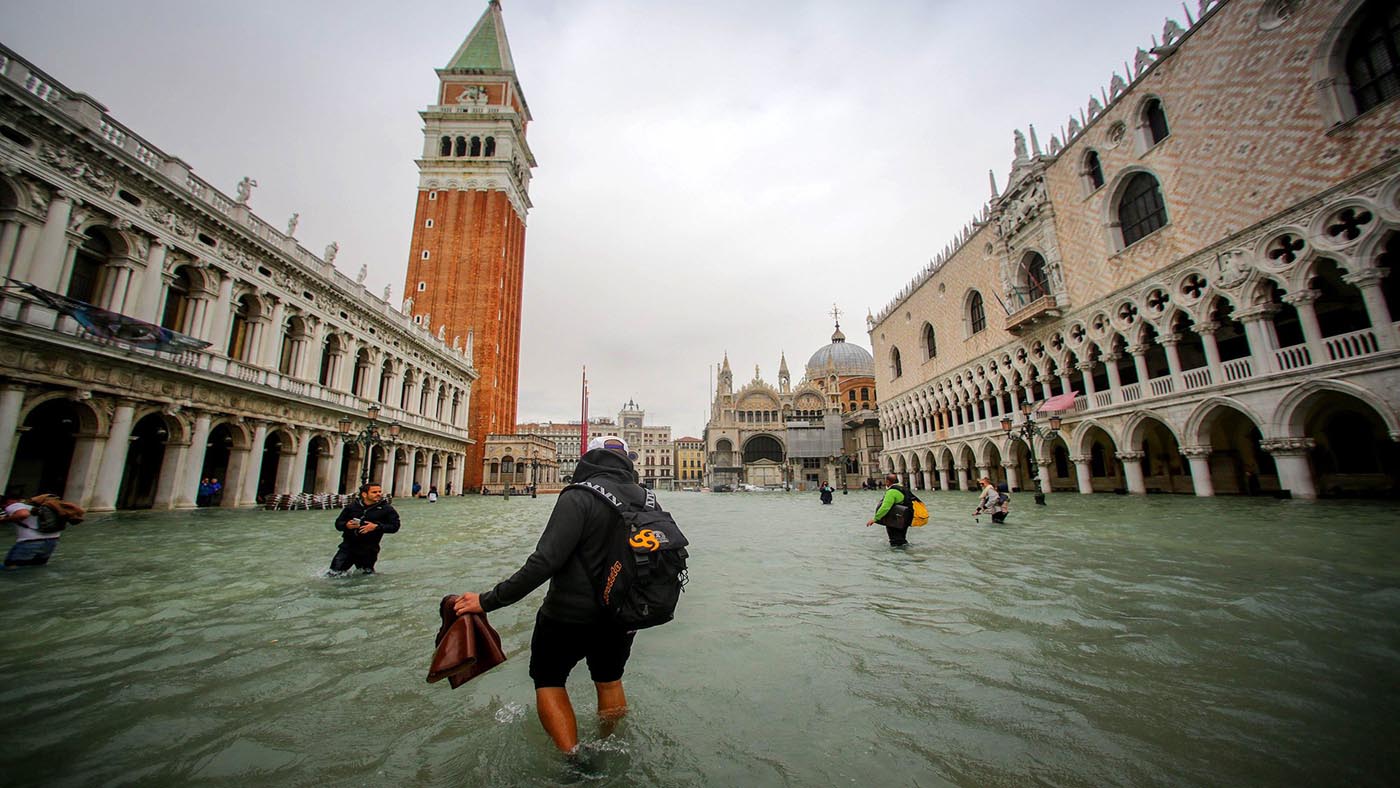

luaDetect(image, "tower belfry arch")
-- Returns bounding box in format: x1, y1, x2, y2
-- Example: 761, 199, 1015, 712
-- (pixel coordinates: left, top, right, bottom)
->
402, 0, 536, 489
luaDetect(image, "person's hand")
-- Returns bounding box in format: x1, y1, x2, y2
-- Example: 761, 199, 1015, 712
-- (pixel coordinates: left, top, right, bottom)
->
865, 519, 874, 527
358, 521, 378, 533
453, 593, 483, 615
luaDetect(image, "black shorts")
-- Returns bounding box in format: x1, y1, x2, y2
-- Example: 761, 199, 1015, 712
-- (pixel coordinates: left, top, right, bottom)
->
528, 611, 635, 689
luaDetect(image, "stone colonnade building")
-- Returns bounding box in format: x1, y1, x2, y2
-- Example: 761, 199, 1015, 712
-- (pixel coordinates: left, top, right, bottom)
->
0, 43, 477, 510
705, 320, 880, 490
869, 0, 1400, 500
481, 433, 560, 494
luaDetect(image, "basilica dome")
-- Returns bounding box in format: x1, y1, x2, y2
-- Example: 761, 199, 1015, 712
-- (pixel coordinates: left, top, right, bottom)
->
805, 325, 874, 378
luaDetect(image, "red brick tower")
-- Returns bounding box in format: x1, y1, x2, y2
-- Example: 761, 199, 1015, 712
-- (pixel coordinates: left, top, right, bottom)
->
403, 0, 535, 489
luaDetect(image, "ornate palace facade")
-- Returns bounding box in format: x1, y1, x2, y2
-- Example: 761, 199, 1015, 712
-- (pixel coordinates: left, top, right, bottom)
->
705, 320, 881, 489
0, 43, 476, 510
869, 0, 1400, 499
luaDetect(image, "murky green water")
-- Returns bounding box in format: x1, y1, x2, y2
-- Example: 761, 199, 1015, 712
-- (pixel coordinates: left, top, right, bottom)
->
2, 491, 1398, 787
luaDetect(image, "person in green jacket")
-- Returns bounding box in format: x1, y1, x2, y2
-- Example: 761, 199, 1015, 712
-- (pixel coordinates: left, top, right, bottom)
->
865, 473, 913, 546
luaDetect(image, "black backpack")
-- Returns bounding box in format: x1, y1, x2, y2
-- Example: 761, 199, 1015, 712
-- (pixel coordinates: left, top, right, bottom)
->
569, 480, 689, 630
27, 497, 73, 534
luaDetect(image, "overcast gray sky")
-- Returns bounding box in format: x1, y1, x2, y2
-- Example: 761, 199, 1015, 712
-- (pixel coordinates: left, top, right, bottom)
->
5, 0, 1191, 438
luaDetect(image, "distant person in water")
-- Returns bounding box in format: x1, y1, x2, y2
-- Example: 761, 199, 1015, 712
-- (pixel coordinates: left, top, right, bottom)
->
328, 482, 401, 575
975, 477, 1009, 524
866, 473, 914, 546
428, 486, 439, 503
819, 482, 834, 505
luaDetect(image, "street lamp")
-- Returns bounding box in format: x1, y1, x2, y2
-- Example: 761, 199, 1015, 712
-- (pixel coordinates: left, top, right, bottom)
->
530, 450, 539, 498
1000, 399, 1061, 506
338, 404, 401, 488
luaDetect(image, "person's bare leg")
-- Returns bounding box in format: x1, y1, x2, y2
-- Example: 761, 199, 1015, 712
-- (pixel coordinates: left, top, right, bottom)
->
535, 687, 579, 752
595, 680, 628, 738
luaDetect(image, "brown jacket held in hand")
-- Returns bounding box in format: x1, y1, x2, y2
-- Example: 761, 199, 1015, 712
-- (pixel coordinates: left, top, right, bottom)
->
427, 595, 507, 689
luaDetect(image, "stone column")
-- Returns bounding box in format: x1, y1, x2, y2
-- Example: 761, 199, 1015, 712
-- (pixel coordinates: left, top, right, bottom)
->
262, 299, 286, 369
456, 452, 468, 493
326, 437, 345, 495
222, 435, 252, 508
1261, 438, 1318, 500
1118, 450, 1146, 494
207, 272, 235, 349
1283, 290, 1325, 364
1103, 353, 1123, 395
1077, 362, 1097, 400
1196, 322, 1223, 384
975, 464, 990, 484
0, 383, 28, 492
275, 435, 297, 494
6, 222, 40, 285
1128, 345, 1151, 388
134, 239, 168, 324
1160, 334, 1185, 389
1182, 446, 1214, 497
1003, 462, 1020, 492
90, 399, 137, 512
100, 265, 134, 313
288, 429, 311, 495
65, 432, 103, 508
936, 466, 949, 491
1036, 459, 1053, 494
1236, 307, 1278, 374
1071, 453, 1094, 494
177, 412, 213, 508
955, 465, 970, 490
0, 219, 22, 280
27, 191, 74, 291
153, 429, 190, 510
1343, 269, 1396, 350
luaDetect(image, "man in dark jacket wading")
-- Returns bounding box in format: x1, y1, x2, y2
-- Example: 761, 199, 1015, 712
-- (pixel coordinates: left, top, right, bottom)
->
327, 482, 401, 575
866, 473, 915, 546
454, 436, 652, 754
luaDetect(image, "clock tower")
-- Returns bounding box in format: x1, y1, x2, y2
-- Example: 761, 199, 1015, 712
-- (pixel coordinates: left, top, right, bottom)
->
403, 0, 535, 489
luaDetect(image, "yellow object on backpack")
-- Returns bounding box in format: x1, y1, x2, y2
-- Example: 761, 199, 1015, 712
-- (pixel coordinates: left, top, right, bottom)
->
910, 499, 929, 526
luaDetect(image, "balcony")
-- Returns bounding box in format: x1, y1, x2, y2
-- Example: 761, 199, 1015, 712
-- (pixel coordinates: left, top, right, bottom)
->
1005, 294, 1062, 334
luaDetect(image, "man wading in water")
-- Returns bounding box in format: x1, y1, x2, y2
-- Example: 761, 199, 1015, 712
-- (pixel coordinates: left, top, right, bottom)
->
866, 473, 915, 546
453, 436, 652, 754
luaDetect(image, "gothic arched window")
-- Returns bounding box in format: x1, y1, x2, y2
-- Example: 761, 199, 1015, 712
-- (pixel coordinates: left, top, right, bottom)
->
484, 136, 496, 157
1142, 98, 1170, 146
1022, 253, 1049, 301
1346, 0, 1400, 114
922, 322, 937, 360
469, 136, 482, 156
454, 136, 466, 156
890, 346, 903, 379
439, 136, 452, 157
1083, 150, 1105, 191
1118, 172, 1168, 246
968, 291, 987, 335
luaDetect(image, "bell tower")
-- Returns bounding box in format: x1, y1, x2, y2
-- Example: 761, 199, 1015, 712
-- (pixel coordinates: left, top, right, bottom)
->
403, 0, 536, 489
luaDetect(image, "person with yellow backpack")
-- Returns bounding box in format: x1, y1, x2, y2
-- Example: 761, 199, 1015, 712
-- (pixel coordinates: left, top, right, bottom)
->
865, 473, 928, 547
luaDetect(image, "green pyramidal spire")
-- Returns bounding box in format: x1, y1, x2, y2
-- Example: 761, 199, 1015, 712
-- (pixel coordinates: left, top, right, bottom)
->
447, 0, 516, 72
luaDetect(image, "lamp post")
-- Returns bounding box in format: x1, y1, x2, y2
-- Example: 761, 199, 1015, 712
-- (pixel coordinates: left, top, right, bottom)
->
337, 404, 400, 489
1000, 400, 1061, 506
530, 450, 539, 498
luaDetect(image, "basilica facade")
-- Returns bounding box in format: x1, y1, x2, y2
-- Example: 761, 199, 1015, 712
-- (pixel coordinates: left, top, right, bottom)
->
705, 321, 880, 489
868, 0, 1400, 499
0, 43, 476, 510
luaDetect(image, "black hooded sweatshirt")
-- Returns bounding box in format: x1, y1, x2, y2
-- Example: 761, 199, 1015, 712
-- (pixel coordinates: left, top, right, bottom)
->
480, 448, 650, 624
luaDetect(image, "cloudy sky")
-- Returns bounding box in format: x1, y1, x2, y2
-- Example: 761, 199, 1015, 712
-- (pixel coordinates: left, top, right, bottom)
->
6, 0, 1191, 438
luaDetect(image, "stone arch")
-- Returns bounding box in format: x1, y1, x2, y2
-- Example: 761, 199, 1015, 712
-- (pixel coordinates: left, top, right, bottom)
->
1271, 379, 1399, 440
116, 410, 184, 509
8, 394, 104, 502
1185, 397, 1267, 446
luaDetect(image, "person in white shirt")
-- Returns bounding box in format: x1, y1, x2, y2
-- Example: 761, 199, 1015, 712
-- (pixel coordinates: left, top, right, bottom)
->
3, 492, 62, 567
